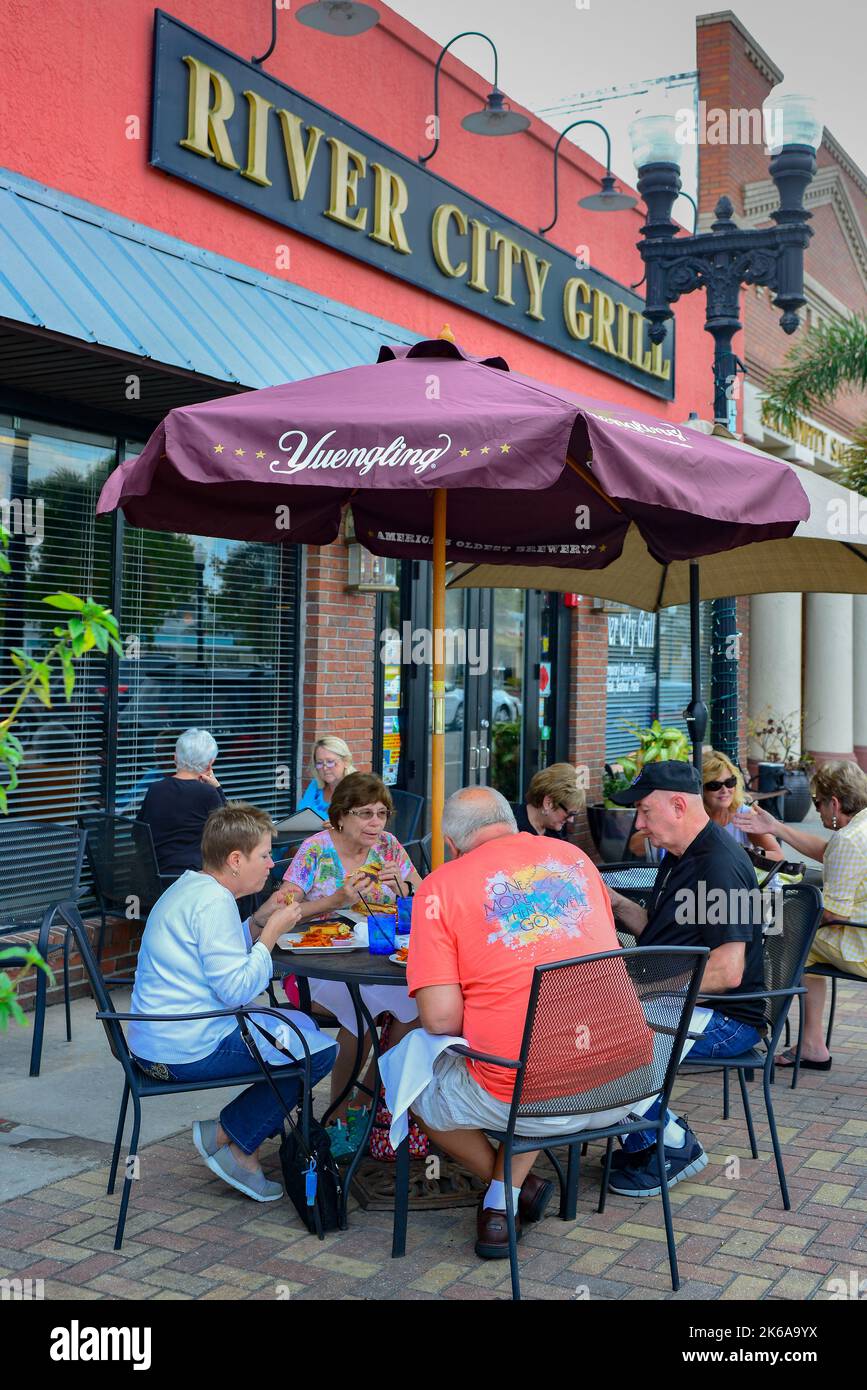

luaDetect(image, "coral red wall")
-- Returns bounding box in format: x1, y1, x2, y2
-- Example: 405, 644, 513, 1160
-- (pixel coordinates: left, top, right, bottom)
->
0, 0, 711, 413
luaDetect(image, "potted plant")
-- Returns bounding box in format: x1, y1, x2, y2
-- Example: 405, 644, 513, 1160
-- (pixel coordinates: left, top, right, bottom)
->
747, 710, 813, 823
588, 721, 690, 861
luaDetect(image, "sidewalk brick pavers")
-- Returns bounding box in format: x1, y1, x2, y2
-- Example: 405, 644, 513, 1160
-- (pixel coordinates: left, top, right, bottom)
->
2, 985, 864, 1301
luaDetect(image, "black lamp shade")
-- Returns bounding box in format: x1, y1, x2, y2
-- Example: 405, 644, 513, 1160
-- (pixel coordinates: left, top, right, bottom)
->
296, 1, 380, 35
461, 90, 530, 137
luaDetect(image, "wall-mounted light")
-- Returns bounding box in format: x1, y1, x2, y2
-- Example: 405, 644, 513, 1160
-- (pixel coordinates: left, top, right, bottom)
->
254, 0, 378, 65
344, 510, 399, 591
419, 31, 530, 165
540, 120, 635, 234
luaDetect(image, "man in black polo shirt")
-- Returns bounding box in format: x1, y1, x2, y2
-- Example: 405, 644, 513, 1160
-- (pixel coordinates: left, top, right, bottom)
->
604, 761, 766, 1197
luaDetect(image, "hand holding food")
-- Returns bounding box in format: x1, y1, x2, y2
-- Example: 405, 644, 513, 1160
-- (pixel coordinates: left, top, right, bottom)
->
261, 899, 303, 947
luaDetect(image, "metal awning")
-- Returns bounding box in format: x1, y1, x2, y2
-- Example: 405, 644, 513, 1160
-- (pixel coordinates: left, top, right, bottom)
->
0, 167, 413, 427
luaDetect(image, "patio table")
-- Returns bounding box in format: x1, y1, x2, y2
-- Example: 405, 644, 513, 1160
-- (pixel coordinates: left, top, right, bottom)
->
270, 943, 408, 1234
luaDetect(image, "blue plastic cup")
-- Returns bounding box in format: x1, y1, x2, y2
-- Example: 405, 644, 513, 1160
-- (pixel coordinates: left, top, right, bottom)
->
396, 896, 413, 935
368, 912, 396, 955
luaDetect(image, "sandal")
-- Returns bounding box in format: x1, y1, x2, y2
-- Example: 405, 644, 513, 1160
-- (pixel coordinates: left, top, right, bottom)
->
775, 1048, 832, 1071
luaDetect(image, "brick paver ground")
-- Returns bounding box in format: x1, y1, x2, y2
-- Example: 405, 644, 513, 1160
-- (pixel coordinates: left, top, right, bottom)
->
3, 984, 865, 1301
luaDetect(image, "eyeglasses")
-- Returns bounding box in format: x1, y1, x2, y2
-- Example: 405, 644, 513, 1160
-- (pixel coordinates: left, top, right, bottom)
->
315, 759, 341, 771
704, 777, 737, 792
812, 796, 825, 811
558, 803, 578, 821
347, 807, 389, 822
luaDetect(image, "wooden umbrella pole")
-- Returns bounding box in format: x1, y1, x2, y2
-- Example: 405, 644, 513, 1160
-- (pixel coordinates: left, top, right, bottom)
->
431, 488, 447, 869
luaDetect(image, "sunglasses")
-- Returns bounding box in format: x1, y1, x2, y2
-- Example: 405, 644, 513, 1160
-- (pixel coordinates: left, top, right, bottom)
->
704, 777, 737, 792
812, 796, 825, 812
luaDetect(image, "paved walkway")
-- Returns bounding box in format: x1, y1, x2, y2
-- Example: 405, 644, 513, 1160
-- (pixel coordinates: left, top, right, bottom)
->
1, 980, 865, 1301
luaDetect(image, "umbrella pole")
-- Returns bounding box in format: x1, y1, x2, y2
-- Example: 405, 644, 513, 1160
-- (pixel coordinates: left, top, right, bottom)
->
687, 561, 708, 770
431, 489, 447, 868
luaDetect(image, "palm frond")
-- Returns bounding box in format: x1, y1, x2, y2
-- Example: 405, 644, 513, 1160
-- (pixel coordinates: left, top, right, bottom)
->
762, 313, 867, 433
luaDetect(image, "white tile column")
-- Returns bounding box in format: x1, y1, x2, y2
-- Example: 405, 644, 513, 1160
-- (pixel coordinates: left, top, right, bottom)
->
748, 594, 802, 755
805, 593, 854, 763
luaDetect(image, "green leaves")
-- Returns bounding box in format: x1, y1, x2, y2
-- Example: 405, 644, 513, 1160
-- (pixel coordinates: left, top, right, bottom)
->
763, 314, 867, 453
0, 946, 55, 1031
0, 580, 122, 811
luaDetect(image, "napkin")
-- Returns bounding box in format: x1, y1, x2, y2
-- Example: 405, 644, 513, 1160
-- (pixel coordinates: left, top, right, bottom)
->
379, 1029, 469, 1149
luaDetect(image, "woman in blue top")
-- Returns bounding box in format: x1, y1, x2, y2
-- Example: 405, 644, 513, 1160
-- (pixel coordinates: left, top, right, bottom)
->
297, 735, 355, 819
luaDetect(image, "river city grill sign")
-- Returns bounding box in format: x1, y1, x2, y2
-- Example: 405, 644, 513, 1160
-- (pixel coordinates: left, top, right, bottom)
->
150, 12, 674, 398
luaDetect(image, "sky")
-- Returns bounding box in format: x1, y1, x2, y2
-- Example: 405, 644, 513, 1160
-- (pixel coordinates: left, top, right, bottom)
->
386, 0, 867, 192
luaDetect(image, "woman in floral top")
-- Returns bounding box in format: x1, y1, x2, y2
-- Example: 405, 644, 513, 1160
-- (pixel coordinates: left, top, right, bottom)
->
284, 773, 422, 1121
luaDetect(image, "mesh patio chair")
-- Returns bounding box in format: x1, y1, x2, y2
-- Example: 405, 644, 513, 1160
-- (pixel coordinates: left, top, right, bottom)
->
389, 789, 424, 856
78, 813, 175, 964
0, 821, 86, 1076
679, 883, 823, 1208
391, 944, 707, 1300
44, 901, 324, 1250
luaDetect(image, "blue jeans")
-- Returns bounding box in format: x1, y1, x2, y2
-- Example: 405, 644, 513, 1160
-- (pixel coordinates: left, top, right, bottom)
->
624, 1011, 761, 1152
132, 1025, 336, 1155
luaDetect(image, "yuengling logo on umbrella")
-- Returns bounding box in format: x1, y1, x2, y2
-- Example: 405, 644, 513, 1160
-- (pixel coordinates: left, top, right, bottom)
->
268, 429, 453, 477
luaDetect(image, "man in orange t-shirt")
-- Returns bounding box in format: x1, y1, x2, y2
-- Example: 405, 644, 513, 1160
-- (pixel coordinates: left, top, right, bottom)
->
407, 786, 655, 1260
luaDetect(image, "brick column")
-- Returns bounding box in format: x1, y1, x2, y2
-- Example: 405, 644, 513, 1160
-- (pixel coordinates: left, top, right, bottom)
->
568, 597, 609, 856
300, 534, 377, 787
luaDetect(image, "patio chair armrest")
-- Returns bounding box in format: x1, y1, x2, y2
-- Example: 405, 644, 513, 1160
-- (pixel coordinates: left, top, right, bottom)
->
96, 1005, 258, 1023
235, 1005, 316, 1060
823, 919, 867, 929
697, 987, 807, 1005
448, 1044, 520, 1069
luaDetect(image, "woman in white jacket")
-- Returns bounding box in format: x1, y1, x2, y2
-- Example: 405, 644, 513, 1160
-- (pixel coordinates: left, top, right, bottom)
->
129, 802, 336, 1202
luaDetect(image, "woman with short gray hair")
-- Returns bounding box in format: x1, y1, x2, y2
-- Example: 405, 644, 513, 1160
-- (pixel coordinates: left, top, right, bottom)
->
137, 727, 228, 878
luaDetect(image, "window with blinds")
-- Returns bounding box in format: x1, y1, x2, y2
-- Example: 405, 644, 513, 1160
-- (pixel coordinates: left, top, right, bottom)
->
114, 520, 300, 821
0, 415, 114, 822
0, 418, 301, 833
605, 602, 712, 761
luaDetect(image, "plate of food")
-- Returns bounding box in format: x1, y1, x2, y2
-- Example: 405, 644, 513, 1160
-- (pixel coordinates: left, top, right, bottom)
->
388, 946, 409, 966
279, 919, 365, 951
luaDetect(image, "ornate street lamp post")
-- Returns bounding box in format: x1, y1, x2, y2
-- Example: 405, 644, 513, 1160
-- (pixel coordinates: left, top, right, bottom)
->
629, 93, 822, 763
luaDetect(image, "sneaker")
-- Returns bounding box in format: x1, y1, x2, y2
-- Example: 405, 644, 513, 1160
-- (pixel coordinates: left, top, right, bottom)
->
605, 1119, 708, 1198
205, 1147, 283, 1202
192, 1119, 220, 1161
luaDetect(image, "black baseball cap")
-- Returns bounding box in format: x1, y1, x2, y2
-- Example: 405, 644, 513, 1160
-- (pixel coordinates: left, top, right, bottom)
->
610, 760, 702, 806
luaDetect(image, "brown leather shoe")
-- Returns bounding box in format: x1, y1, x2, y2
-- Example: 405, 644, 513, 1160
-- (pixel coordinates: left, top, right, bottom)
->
518, 1171, 554, 1225
475, 1201, 523, 1260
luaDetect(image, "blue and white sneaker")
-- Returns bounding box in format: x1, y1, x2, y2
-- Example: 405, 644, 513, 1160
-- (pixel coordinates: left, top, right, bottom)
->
605, 1119, 707, 1197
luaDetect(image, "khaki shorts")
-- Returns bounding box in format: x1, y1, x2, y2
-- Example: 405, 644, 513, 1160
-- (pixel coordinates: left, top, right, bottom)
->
411, 1051, 636, 1138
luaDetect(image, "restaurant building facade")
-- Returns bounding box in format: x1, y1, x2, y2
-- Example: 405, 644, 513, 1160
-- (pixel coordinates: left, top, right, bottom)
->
1, 0, 718, 992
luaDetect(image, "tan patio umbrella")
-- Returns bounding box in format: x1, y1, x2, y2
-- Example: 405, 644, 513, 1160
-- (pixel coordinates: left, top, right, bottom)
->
447, 443, 867, 605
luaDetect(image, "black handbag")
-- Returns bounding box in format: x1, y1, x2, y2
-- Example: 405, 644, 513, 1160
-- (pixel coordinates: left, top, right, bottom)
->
238, 1015, 343, 1237
279, 1116, 342, 1236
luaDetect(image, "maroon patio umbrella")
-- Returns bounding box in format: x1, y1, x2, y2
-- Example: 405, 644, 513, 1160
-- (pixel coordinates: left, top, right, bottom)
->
97, 335, 809, 863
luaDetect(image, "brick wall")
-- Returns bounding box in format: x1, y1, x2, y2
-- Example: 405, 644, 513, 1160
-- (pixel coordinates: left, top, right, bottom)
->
299, 526, 377, 789
568, 597, 609, 856
14, 916, 140, 1014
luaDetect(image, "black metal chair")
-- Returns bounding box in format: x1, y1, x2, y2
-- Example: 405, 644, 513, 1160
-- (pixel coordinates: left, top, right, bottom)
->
391, 944, 707, 1300
44, 901, 322, 1250
389, 789, 424, 856
679, 883, 823, 1209
0, 820, 86, 1076
78, 813, 175, 963
790, 925, 867, 1086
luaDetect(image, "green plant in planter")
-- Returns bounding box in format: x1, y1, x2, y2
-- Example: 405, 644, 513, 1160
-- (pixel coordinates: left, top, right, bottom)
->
491, 721, 521, 803
602, 759, 638, 808
626, 719, 691, 767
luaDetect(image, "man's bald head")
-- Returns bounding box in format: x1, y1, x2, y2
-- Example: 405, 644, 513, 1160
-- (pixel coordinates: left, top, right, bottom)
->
442, 786, 517, 856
